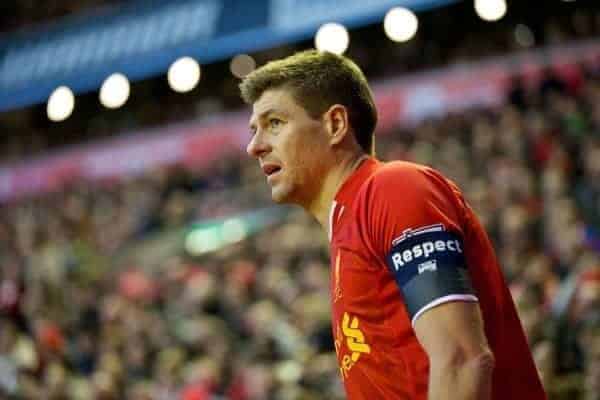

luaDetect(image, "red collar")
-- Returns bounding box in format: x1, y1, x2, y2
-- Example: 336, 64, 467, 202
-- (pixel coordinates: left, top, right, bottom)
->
334, 156, 380, 205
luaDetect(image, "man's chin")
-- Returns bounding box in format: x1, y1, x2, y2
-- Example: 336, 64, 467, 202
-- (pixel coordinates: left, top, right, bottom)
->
270, 186, 293, 204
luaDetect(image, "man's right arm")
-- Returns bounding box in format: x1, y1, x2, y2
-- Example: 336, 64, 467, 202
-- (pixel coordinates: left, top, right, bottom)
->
414, 300, 495, 400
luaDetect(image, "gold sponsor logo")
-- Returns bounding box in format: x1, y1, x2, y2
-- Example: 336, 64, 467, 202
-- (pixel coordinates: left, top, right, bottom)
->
334, 312, 371, 380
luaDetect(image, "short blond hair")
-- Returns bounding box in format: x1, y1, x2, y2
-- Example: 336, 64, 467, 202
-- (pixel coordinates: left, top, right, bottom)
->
240, 50, 377, 154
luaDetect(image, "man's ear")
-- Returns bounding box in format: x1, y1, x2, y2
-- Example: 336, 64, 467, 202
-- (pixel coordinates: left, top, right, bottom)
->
323, 104, 350, 146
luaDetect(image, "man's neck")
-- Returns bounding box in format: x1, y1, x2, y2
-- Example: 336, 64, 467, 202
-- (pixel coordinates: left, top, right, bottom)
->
306, 151, 368, 235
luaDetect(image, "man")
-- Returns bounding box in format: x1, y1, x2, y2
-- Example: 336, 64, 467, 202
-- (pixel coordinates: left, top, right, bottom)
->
240, 50, 546, 399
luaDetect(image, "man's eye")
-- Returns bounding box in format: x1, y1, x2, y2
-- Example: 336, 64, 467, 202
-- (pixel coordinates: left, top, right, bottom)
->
269, 118, 283, 128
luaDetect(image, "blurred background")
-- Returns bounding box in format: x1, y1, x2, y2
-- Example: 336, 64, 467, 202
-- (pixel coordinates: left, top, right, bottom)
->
1, 0, 600, 399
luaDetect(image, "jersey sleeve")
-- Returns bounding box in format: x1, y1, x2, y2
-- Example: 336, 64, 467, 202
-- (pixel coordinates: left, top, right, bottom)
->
361, 163, 478, 327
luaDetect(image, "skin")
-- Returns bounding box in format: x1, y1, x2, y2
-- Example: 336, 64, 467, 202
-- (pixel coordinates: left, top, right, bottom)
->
416, 302, 495, 400
247, 88, 364, 230
246, 87, 494, 400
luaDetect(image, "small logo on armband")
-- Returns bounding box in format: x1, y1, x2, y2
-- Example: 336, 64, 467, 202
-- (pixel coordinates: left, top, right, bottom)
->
418, 260, 437, 274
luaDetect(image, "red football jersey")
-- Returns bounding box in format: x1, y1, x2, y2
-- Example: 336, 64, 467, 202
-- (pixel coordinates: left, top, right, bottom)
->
328, 157, 546, 399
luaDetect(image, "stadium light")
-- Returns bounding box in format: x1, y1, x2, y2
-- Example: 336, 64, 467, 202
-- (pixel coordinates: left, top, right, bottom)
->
230, 54, 256, 78
47, 86, 75, 122
514, 24, 535, 47
384, 7, 419, 43
100, 73, 130, 109
168, 57, 201, 93
315, 23, 349, 55
474, 0, 507, 22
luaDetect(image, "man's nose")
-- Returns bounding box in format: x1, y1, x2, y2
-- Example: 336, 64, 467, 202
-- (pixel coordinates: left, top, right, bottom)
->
246, 132, 271, 158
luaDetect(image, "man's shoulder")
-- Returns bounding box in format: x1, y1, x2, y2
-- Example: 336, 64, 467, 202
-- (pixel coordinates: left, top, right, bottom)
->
354, 160, 459, 217
374, 159, 431, 176
363, 160, 438, 195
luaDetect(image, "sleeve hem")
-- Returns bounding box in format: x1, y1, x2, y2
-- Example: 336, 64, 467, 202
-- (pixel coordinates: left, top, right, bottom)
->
411, 294, 479, 328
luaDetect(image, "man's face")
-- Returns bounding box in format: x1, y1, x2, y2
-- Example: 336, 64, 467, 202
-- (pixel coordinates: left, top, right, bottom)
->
247, 88, 330, 205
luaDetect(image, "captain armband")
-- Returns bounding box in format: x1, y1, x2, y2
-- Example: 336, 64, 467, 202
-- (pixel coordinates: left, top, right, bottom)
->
385, 224, 478, 326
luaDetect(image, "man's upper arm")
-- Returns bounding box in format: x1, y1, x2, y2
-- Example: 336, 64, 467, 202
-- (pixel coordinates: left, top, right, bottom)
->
413, 301, 491, 364
366, 164, 495, 397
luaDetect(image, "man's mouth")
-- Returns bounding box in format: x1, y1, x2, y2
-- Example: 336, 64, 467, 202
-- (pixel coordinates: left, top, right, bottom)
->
262, 164, 282, 177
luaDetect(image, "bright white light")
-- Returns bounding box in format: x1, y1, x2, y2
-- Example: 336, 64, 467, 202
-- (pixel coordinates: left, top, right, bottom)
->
474, 0, 507, 22
99, 73, 130, 109
384, 7, 419, 43
185, 228, 220, 255
47, 86, 75, 122
168, 57, 201, 93
230, 54, 256, 78
315, 23, 349, 55
222, 218, 247, 243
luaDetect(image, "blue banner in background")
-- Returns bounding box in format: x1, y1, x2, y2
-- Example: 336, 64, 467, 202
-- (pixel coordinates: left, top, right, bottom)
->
0, 0, 457, 112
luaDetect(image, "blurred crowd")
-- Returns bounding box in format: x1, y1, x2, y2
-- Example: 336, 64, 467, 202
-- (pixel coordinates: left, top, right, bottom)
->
2, 2, 600, 398
1, 54, 600, 400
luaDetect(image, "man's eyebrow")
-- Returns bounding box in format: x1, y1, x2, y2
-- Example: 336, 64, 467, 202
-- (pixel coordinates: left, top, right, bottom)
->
249, 108, 279, 129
